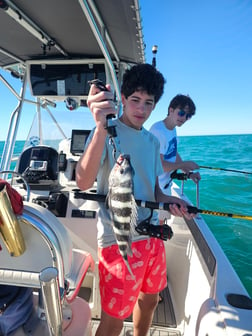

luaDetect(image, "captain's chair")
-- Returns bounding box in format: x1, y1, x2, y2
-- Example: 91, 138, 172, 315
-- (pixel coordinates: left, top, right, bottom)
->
0, 201, 94, 335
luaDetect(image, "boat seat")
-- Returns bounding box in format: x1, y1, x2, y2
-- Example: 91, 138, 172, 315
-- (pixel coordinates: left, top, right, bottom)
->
0, 201, 94, 303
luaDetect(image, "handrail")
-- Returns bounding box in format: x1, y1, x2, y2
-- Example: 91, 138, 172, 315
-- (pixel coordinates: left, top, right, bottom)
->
21, 207, 66, 290
79, 0, 122, 108
0, 72, 27, 172
0, 171, 30, 202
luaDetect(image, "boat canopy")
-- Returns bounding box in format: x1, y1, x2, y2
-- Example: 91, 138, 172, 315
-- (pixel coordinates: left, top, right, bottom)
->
0, 0, 146, 171
0, 0, 145, 72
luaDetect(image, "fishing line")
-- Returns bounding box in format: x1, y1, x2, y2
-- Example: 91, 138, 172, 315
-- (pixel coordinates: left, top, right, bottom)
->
75, 192, 252, 221
200, 165, 252, 175
189, 208, 252, 221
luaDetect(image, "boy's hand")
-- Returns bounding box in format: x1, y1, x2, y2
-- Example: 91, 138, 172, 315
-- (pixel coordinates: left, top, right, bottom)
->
182, 160, 199, 171
168, 202, 196, 220
156, 181, 196, 219
87, 84, 117, 131
188, 171, 201, 184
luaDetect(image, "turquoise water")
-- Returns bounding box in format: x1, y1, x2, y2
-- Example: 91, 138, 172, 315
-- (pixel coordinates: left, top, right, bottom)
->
177, 134, 252, 297
0, 141, 25, 170
0, 135, 252, 297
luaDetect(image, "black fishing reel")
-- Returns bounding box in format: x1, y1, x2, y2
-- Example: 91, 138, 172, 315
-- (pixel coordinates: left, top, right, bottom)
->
170, 170, 194, 180
135, 220, 173, 241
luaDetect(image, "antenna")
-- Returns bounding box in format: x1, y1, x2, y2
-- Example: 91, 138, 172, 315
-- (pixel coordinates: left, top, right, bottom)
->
152, 45, 158, 68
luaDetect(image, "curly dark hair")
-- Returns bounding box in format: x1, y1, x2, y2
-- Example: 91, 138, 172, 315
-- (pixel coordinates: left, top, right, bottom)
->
121, 63, 165, 104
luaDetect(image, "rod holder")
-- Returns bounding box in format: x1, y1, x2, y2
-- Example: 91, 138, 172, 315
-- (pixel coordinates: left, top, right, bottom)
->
39, 267, 63, 336
0, 184, 26, 256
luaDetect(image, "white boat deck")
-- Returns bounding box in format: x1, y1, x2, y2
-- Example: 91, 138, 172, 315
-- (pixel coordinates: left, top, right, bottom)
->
91, 320, 180, 336
80, 278, 179, 335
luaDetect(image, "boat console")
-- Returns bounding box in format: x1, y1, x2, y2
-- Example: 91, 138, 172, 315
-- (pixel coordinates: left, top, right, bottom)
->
17, 146, 59, 187
15, 133, 89, 219
13, 131, 99, 254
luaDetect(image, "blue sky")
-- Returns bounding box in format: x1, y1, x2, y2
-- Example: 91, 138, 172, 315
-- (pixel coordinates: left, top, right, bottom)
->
1, 0, 252, 139
140, 0, 252, 136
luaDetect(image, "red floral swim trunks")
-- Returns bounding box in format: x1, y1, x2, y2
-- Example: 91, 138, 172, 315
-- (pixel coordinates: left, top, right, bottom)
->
98, 237, 167, 319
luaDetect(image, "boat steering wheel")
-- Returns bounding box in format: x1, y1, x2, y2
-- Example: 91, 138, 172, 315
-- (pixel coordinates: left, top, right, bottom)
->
0, 170, 30, 202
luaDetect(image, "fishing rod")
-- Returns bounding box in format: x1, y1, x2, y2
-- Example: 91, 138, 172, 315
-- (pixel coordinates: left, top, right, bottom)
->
200, 165, 252, 175
74, 192, 252, 221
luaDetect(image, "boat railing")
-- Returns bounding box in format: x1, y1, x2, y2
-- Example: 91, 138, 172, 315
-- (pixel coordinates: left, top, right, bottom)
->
0, 170, 31, 201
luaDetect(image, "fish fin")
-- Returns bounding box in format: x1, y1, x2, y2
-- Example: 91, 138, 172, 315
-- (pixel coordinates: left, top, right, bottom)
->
130, 195, 138, 232
127, 235, 133, 257
126, 195, 138, 257
123, 257, 136, 282
105, 189, 111, 209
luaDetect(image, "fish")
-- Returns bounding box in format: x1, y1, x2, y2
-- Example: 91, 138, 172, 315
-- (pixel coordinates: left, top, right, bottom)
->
106, 154, 138, 280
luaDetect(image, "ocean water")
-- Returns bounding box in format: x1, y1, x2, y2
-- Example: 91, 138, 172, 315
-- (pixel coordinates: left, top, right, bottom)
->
177, 134, 252, 297
0, 135, 252, 297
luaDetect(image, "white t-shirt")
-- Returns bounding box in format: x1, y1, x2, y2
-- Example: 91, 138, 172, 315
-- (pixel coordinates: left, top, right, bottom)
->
149, 120, 177, 195
86, 119, 163, 247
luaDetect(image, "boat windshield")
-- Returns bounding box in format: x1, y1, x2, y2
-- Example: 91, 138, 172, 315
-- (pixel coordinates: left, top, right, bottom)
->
22, 103, 96, 152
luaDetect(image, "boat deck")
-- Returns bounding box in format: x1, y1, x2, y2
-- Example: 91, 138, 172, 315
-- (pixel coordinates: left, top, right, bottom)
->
80, 284, 180, 335
153, 286, 177, 328
125, 286, 177, 328
91, 320, 180, 336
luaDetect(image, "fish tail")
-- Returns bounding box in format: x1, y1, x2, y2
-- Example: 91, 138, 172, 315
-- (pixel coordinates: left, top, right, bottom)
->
123, 257, 136, 282
127, 242, 133, 257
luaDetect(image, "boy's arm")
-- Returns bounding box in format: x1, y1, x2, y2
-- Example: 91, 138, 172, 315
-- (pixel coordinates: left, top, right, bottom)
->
75, 84, 116, 191
161, 152, 199, 173
161, 153, 201, 184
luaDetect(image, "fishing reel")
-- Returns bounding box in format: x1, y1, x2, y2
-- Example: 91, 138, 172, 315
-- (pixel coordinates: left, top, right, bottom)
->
171, 170, 194, 180
135, 219, 173, 241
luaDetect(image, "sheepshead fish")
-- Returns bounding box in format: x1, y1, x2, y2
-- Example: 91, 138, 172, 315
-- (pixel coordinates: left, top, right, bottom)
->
106, 154, 138, 279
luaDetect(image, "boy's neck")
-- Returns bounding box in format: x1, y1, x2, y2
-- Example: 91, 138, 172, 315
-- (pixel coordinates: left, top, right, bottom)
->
163, 116, 175, 130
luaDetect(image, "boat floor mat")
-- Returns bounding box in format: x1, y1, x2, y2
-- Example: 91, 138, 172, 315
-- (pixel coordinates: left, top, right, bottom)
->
153, 285, 177, 328
125, 285, 177, 328
92, 320, 181, 335
81, 284, 178, 331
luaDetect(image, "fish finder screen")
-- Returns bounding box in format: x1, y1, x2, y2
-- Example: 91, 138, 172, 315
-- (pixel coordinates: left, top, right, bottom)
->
70, 130, 91, 155
30, 148, 49, 161
29, 160, 48, 171
29, 148, 49, 171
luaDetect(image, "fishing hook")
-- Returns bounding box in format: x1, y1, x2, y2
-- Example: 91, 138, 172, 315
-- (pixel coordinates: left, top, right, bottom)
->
109, 136, 118, 162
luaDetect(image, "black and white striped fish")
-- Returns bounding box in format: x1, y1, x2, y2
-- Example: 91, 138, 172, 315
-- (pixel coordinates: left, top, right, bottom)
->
106, 154, 138, 279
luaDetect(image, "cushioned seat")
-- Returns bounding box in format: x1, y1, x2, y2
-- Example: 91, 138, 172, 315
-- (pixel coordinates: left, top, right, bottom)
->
0, 201, 94, 333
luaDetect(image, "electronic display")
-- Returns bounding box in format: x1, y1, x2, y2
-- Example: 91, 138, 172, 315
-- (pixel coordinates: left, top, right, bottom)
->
28, 60, 106, 99
30, 148, 49, 161
29, 160, 48, 171
70, 130, 91, 155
